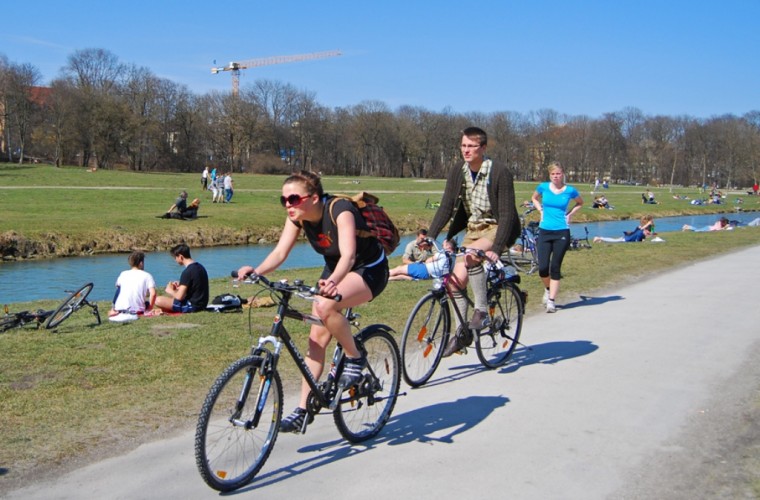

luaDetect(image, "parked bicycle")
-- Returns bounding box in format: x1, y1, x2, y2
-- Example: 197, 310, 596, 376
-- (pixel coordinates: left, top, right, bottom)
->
1, 282, 101, 333
503, 208, 539, 274
570, 226, 592, 250
195, 272, 402, 492
400, 245, 525, 387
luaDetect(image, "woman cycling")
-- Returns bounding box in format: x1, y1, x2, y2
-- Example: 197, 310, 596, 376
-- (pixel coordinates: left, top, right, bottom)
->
531, 161, 583, 313
236, 171, 389, 433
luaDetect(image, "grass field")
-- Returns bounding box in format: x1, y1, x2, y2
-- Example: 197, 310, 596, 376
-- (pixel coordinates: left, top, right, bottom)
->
1, 163, 755, 259
1, 163, 760, 493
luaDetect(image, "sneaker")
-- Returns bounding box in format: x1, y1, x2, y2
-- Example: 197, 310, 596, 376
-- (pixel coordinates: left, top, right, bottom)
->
338, 355, 367, 388
546, 299, 556, 313
280, 407, 313, 434
542, 289, 550, 305
442, 329, 473, 357
468, 309, 490, 330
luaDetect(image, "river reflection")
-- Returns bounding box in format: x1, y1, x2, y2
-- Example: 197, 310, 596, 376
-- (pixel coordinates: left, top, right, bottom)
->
1, 211, 758, 304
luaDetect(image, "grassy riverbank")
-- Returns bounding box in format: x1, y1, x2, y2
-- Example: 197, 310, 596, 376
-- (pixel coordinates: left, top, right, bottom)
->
2, 163, 760, 494
2, 163, 756, 259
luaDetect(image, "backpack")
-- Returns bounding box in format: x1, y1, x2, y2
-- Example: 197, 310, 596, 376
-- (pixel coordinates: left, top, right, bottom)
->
206, 294, 244, 312
328, 192, 400, 255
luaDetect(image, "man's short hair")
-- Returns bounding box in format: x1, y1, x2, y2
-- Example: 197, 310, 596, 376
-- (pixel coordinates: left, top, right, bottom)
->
462, 126, 488, 146
417, 228, 428, 236
170, 243, 191, 259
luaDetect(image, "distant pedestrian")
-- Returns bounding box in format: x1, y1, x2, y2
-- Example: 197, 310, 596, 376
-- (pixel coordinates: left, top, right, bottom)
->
223, 172, 234, 203
201, 166, 209, 190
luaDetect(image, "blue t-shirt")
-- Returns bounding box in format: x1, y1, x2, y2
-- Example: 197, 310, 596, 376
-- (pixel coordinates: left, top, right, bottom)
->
536, 182, 580, 230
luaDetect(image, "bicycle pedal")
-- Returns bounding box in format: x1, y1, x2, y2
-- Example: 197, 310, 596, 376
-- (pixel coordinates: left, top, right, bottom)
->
328, 387, 344, 411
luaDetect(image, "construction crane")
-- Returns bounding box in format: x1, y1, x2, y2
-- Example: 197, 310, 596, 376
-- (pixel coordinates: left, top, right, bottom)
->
211, 49, 342, 97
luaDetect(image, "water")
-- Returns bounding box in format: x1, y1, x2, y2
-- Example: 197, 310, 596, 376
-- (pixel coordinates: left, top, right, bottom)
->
1, 211, 758, 304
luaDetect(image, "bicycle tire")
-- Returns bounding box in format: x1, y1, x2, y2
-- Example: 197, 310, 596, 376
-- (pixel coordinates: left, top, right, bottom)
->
400, 292, 450, 387
0, 315, 21, 332
45, 282, 93, 329
334, 326, 400, 443
195, 355, 282, 492
476, 283, 523, 369
506, 237, 538, 274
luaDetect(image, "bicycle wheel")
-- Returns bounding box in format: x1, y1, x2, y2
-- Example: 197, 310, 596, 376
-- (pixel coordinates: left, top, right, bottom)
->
506, 238, 538, 274
400, 292, 450, 387
45, 282, 93, 329
476, 284, 523, 369
334, 326, 400, 443
0, 315, 21, 332
195, 355, 282, 492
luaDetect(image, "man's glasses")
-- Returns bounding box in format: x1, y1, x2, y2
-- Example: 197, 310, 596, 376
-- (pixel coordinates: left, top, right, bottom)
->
280, 194, 310, 207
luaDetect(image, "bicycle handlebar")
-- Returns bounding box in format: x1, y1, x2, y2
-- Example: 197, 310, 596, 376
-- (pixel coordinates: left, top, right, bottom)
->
231, 271, 342, 302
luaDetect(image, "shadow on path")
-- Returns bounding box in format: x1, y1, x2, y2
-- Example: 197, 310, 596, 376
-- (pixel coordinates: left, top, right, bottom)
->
501, 340, 599, 374
559, 294, 624, 310
230, 395, 508, 494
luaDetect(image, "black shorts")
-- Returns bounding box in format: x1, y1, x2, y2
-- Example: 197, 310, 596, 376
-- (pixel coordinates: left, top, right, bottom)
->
321, 257, 389, 300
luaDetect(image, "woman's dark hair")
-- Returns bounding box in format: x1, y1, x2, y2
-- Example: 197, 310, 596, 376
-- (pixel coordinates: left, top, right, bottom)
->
284, 170, 324, 198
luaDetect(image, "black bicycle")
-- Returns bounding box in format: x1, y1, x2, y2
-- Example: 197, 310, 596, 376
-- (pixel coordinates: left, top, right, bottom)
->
400, 246, 525, 387
195, 273, 402, 492
570, 226, 592, 250
1, 282, 101, 333
503, 208, 539, 274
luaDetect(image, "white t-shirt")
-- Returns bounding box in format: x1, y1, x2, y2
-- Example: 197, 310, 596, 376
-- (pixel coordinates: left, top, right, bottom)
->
113, 268, 156, 313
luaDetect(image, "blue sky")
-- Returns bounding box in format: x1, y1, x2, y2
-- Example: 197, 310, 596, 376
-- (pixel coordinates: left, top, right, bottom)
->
2, 0, 758, 118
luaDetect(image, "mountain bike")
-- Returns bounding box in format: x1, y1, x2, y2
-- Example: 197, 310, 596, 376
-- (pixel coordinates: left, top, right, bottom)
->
1, 282, 101, 332
503, 208, 539, 274
400, 246, 525, 387
195, 272, 402, 492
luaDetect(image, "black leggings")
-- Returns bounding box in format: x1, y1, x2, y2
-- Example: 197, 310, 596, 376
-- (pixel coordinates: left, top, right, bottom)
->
536, 228, 571, 281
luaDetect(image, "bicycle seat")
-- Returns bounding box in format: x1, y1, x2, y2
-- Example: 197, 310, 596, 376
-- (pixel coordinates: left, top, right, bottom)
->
527, 221, 539, 230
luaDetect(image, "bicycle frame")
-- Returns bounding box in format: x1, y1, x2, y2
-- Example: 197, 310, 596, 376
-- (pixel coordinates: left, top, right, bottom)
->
237, 274, 394, 431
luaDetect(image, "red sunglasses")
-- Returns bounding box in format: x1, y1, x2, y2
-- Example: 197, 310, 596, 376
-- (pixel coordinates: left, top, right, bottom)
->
280, 194, 311, 207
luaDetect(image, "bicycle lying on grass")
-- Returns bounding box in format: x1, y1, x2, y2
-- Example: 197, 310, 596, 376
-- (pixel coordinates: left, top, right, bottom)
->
400, 245, 526, 388
0, 282, 101, 333
195, 272, 402, 492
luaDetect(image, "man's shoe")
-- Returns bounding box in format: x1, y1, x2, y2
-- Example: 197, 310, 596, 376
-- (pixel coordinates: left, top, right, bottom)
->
442, 329, 473, 357
468, 309, 490, 330
338, 355, 367, 388
546, 299, 557, 313
542, 289, 550, 305
280, 407, 313, 434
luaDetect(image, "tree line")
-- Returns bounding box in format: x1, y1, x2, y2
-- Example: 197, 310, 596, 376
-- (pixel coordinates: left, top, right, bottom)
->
2, 48, 759, 188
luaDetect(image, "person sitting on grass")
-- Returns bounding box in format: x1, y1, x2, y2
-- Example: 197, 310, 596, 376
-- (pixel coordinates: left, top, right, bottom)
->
642, 191, 658, 204
108, 251, 156, 319
154, 244, 209, 313
164, 190, 200, 219
593, 215, 654, 243
390, 239, 456, 281
592, 195, 611, 209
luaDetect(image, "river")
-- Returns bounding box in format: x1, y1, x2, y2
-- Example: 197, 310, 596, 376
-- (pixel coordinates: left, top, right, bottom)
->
1, 211, 758, 304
